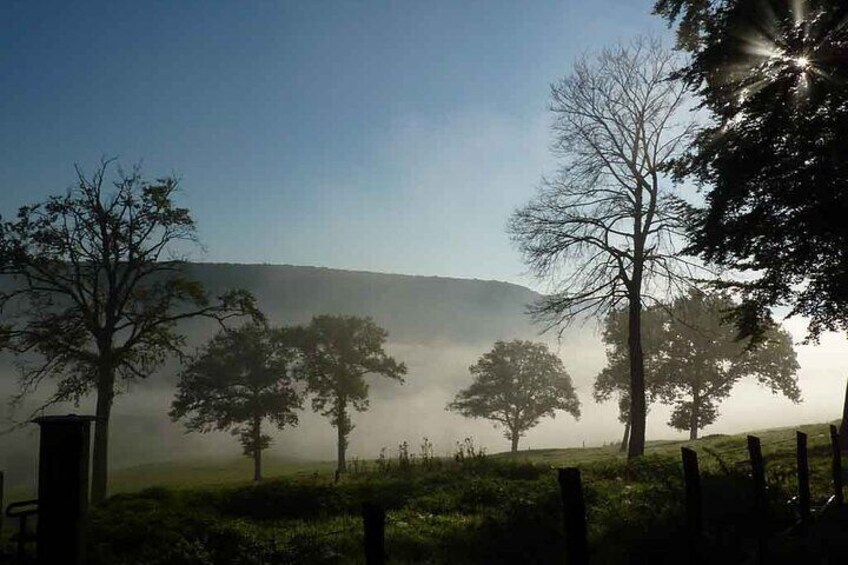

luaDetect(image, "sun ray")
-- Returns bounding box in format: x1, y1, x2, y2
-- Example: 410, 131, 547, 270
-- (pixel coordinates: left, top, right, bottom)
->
791, 0, 807, 28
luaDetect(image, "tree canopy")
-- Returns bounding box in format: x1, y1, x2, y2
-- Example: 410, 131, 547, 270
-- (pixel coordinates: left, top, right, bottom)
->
293, 315, 406, 473
596, 290, 800, 439
0, 160, 257, 501
170, 323, 301, 481
654, 291, 800, 438
656, 0, 848, 340
449, 340, 580, 453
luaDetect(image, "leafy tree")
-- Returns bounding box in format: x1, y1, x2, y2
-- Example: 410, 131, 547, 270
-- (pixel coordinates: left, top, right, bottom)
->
509, 37, 697, 459
170, 323, 300, 481
449, 340, 580, 453
655, 0, 848, 341
653, 291, 800, 439
293, 315, 406, 473
597, 290, 800, 440
0, 161, 257, 502
593, 308, 666, 451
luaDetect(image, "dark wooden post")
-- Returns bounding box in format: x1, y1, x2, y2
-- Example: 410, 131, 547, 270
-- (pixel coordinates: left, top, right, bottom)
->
0, 470, 4, 535
747, 435, 767, 563
362, 502, 386, 565
34, 415, 95, 565
839, 380, 848, 451
796, 432, 811, 525
681, 447, 702, 563
830, 424, 844, 505
558, 467, 589, 565
747, 435, 767, 510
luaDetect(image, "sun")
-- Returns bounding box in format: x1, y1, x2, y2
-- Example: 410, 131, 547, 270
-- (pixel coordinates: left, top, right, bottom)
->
793, 56, 810, 70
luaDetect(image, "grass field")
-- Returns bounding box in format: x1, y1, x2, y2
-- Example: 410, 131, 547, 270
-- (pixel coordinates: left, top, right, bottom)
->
99, 421, 833, 492
58, 421, 845, 563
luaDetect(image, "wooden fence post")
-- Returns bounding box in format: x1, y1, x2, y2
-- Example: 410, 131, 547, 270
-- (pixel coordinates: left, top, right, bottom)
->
681, 447, 702, 562
362, 502, 386, 565
0, 470, 4, 535
558, 467, 589, 565
747, 435, 767, 563
747, 435, 767, 511
839, 380, 848, 451
796, 432, 811, 525
830, 424, 844, 505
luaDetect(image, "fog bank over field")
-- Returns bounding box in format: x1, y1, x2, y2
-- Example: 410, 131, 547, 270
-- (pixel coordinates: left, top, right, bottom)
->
1, 263, 846, 489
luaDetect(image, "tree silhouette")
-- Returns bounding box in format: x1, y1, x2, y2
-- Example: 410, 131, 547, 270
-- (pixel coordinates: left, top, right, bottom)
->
293, 315, 405, 473
0, 160, 258, 502
170, 323, 300, 481
653, 291, 800, 439
597, 290, 800, 439
655, 0, 848, 341
509, 37, 697, 459
449, 340, 580, 453
593, 308, 666, 451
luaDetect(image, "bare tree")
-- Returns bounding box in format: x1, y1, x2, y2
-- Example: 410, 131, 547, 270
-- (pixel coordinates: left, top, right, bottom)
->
0, 160, 259, 502
509, 37, 696, 459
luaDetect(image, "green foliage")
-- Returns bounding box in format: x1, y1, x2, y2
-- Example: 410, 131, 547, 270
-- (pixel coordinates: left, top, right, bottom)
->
170, 323, 301, 478
293, 315, 406, 470
654, 291, 800, 436
0, 160, 258, 500
596, 290, 799, 437
0, 160, 259, 408
448, 340, 580, 451
594, 307, 668, 423
657, 0, 848, 340
88, 424, 846, 564
652, 0, 715, 50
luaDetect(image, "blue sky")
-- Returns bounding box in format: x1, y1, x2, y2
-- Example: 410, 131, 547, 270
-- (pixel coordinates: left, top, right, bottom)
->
1, 1, 671, 287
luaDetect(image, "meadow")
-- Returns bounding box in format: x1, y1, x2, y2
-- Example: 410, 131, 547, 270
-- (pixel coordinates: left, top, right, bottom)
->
64, 422, 848, 564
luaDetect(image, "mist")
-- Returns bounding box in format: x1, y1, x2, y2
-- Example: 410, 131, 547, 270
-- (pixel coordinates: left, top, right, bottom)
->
1, 263, 843, 496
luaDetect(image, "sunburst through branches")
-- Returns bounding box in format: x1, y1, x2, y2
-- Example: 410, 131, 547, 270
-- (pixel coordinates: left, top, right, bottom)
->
718, 0, 840, 129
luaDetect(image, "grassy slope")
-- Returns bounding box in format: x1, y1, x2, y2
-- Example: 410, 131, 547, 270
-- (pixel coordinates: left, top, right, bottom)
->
107, 421, 835, 493
108, 456, 338, 494
9, 421, 836, 564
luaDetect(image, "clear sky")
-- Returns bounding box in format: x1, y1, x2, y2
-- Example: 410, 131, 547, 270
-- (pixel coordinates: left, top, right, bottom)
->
1, 1, 670, 287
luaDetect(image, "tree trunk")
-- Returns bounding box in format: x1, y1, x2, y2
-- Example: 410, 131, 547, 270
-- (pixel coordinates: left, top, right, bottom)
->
337, 423, 347, 473
336, 400, 348, 473
839, 378, 848, 452
689, 390, 700, 441
620, 420, 631, 453
253, 416, 262, 482
91, 363, 115, 505
627, 294, 646, 460
510, 432, 519, 453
